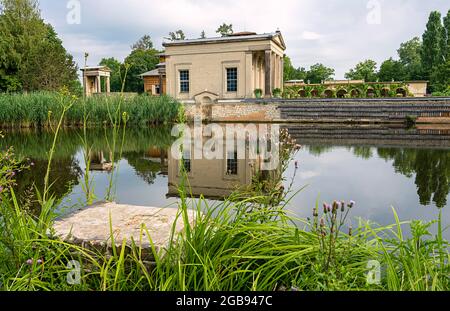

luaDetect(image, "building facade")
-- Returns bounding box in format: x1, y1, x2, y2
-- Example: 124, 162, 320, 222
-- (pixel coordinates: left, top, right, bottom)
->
284, 79, 429, 98
162, 31, 286, 104
140, 54, 167, 95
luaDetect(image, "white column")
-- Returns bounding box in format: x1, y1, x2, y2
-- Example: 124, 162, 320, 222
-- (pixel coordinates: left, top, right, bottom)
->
106, 76, 111, 93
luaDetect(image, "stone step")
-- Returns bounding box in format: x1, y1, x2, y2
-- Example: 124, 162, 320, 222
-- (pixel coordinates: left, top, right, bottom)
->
53, 202, 196, 260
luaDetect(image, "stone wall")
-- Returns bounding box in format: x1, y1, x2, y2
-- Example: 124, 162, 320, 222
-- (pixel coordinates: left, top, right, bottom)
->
184, 98, 450, 123
184, 101, 280, 122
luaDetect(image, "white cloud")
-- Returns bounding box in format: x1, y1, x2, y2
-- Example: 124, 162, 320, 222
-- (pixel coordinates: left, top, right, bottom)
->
300, 31, 323, 41
39, 0, 450, 79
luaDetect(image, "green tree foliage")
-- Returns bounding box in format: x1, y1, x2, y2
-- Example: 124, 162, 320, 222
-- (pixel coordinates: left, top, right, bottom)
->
216, 23, 233, 37
200, 30, 206, 39
131, 35, 153, 50
283, 56, 307, 82
444, 10, 450, 61
345, 60, 378, 82
430, 59, 450, 93
378, 58, 406, 82
166, 30, 186, 41
421, 11, 444, 79
306, 63, 335, 83
99, 57, 122, 92
0, 0, 78, 93
123, 49, 159, 93
397, 37, 423, 80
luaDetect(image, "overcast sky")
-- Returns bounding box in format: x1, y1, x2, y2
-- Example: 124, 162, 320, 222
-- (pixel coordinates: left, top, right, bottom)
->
39, 0, 449, 79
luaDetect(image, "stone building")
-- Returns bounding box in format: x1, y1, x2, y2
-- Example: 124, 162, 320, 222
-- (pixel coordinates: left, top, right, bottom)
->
140, 53, 167, 95
81, 66, 111, 97
162, 31, 286, 104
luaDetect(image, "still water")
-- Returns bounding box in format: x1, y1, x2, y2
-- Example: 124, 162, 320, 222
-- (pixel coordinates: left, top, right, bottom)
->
2, 124, 449, 236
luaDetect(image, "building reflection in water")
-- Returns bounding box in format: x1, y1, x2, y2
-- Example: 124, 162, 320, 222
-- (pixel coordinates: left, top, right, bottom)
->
166, 124, 282, 200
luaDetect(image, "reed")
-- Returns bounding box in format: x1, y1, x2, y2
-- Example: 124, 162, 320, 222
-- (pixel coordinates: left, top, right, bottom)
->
0, 92, 182, 128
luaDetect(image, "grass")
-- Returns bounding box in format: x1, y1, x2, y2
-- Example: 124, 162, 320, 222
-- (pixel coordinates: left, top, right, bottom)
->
0, 92, 182, 128
0, 91, 448, 291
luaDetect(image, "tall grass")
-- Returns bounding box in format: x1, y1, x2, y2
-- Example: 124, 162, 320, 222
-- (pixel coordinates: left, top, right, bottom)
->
0, 92, 182, 127
0, 91, 448, 291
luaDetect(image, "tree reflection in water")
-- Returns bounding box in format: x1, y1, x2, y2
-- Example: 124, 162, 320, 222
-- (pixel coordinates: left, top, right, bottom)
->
378, 148, 450, 208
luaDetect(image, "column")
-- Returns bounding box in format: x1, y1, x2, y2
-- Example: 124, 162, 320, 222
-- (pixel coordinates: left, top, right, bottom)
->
245, 52, 253, 98
264, 50, 272, 97
159, 73, 163, 96
96, 76, 101, 93
280, 56, 284, 91
106, 76, 111, 93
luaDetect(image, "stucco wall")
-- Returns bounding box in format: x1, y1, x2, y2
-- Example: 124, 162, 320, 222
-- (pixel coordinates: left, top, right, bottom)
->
165, 39, 284, 101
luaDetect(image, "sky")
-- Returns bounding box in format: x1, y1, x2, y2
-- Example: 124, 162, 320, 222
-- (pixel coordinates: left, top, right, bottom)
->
39, 0, 450, 79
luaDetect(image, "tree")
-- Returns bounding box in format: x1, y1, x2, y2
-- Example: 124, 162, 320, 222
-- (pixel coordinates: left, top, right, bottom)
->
283, 56, 306, 81
200, 30, 206, 39
345, 60, 378, 82
430, 59, 450, 92
306, 63, 335, 84
443, 10, 450, 61
397, 37, 423, 80
421, 11, 444, 79
123, 48, 159, 93
166, 30, 185, 41
131, 35, 153, 51
99, 57, 122, 92
216, 23, 233, 37
0, 0, 79, 93
378, 58, 406, 82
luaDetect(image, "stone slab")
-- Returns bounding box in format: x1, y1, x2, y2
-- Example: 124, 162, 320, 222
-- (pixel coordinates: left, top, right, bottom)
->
53, 202, 196, 254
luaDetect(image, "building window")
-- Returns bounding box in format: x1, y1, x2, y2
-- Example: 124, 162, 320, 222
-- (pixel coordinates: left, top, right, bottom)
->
155, 84, 160, 95
181, 150, 191, 173
179, 70, 190, 93
226, 68, 238, 92
226, 151, 238, 175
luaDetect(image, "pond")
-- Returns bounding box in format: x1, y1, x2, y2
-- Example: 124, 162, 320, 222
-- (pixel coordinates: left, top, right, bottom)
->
2, 124, 450, 237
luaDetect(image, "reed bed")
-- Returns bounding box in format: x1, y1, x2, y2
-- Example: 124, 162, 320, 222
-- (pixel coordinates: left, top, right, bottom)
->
0, 92, 182, 127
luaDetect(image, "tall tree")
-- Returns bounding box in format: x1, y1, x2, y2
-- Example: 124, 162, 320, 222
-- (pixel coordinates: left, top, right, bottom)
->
200, 30, 206, 39
99, 57, 122, 92
216, 23, 233, 37
345, 60, 378, 82
397, 37, 423, 80
0, 0, 78, 93
166, 30, 185, 41
378, 58, 406, 82
421, 11, 444, 79
283, 56, 306, 81
123, 48, 159, 93
306, 63, 335, 83
443, 10, 450, 61
131, 35, 153, 51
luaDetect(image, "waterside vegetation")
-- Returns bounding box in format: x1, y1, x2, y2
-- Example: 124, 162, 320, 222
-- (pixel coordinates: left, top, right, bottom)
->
0, 91, 448, 291
0, 92, 182, 128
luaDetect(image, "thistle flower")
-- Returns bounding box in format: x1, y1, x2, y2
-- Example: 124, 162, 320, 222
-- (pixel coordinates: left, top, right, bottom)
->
313, 207, 318, 217
348, 200, 355, 208
341, 201, 345, 212
332, 201, 339, 213
320, 218, 325, 227
323, 203, 328, 214
37, 259, 43, 265
348, 226, 353, 237
26, 259, 33, 265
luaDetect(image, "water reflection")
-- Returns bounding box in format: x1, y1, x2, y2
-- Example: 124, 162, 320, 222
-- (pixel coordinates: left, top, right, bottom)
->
1, 124, 449, 228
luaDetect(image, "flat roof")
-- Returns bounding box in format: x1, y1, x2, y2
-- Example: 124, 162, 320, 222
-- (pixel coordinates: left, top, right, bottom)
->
139, 69, 160, 77
81, 66, 111, 72
163, 31, 285, 49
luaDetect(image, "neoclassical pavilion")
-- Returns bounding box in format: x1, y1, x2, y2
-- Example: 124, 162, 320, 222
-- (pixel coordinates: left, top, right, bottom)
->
81, 66, 111, 97
162, 31, 286, 103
